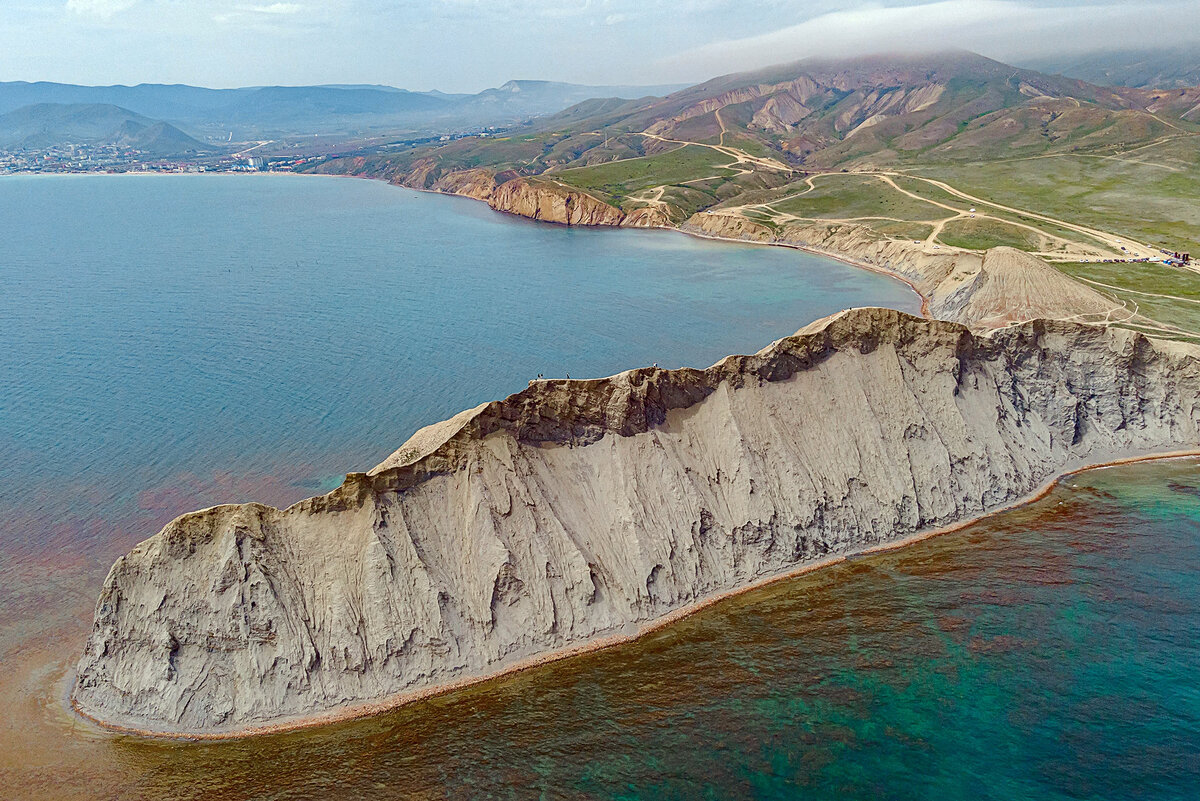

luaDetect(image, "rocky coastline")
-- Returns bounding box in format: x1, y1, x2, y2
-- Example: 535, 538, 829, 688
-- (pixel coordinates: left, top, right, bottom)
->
73, 308, 1200, 737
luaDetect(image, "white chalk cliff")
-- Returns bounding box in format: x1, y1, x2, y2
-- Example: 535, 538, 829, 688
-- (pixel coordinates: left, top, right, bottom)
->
73, 308, 1200, 735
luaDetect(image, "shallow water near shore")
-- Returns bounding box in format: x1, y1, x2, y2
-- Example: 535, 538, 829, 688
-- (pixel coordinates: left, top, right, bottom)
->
1, 175, 1196, 799
10, 459, 1200, 800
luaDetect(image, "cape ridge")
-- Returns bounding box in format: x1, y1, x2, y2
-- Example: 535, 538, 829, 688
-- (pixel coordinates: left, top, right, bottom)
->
72, 308, 1200, 737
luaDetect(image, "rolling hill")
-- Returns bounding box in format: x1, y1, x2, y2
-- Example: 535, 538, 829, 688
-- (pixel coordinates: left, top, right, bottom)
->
0, 103, 208, 155
0, 80, 687, 139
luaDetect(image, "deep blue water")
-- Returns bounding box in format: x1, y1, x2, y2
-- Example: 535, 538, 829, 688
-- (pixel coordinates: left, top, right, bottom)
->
0, 173, 919, 557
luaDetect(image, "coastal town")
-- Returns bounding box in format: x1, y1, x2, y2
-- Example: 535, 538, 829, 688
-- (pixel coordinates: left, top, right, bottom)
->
0, 142, 318, 174
0, 126, 507, 175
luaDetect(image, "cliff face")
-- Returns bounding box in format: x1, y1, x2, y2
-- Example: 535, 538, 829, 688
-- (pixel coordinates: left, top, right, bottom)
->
428, 168, 496, 201
73, 309, 1200, 736
486, 178, 626, 226
316, 158, 628, 228
621, 204, 675, 229
419, 167, 628, 227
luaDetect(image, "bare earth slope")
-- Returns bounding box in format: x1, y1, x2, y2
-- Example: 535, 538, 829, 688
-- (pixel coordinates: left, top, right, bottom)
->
73, 308, 1200, 736
682, 213, 1130, 327
938, 247, 1125, 327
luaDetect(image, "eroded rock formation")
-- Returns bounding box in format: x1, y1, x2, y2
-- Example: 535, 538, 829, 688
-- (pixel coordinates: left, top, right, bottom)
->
486, 178, 626, 226
73, 308, 1200, 735
351, 157, 630, 228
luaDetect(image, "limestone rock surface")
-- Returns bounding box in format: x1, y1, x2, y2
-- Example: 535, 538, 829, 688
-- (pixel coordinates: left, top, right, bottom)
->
73, 308, 1200, 735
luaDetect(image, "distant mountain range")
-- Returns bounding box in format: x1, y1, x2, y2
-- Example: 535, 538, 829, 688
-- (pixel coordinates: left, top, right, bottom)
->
366, 50, 1200, 178
1027, 46, 1200, 89
0, 103, 207, 155
0, 79, 688, 146
10, 48, 1195, 162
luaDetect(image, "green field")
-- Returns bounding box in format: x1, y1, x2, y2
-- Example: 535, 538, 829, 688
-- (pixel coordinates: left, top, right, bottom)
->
887, 175, 968, 209
871, 220, 936, 241
723, 133, 777, 160
911, 138, 1200, 253
939, 217, 1043, 251
659, 185, 726, 216
890, 173, 1116, 251
553, 145, 736, 203
1055, 260, 1200, 338
767, 174, 946, 221
432, 134, 556, 171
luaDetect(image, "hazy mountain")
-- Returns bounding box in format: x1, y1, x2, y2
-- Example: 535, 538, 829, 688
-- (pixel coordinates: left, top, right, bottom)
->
476, 50, 1200, 169
457, 80, 686, 117
0, 83, 240, 119
209, 86, 450, 126
0, 103, 208, 155
1027, 47, 1200, 89
0, 80, 687, 139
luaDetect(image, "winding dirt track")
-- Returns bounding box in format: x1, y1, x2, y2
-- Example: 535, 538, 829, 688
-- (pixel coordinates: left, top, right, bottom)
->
563, 124, 1196, 285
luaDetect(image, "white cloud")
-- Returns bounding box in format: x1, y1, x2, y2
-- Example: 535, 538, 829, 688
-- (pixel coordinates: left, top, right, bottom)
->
22, 0, 1200, 92
655, 0, 1200, 80
65, 0, 138, 18
243, 3, 303, 13
214, 2, 307, 25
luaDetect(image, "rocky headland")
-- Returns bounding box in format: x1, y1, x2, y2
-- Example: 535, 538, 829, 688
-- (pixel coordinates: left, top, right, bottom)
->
73, 307, 1200, 737
346, 159, 666, 229
680, 215, 1131, 327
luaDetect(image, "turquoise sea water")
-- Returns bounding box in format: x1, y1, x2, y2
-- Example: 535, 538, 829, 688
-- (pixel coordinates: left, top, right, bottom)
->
22, 460, 1200, 801
0, 175, 1196, 800
14, 455, 1195, 801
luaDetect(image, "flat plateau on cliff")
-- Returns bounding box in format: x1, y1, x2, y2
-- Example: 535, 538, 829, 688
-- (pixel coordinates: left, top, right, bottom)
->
73, 308, 1200, 736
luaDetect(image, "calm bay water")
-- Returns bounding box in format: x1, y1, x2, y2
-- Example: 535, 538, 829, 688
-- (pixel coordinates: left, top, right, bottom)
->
0, 173, 919, 560
0, 175, 1196, 800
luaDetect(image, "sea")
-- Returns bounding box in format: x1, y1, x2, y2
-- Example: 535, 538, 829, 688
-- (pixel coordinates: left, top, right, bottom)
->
0, 174, 1195, 800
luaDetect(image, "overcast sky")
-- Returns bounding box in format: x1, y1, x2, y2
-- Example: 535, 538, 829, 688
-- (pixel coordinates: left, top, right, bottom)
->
2, 1, 1197, 91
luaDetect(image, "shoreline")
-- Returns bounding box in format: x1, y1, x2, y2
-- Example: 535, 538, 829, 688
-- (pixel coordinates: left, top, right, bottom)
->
2, 169, 934, 316
677, 227, 933, 319
71, 447, 1200, 742
364, 175, 935, 318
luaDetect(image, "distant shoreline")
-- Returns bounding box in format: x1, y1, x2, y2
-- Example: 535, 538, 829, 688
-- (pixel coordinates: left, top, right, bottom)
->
2, 168, 932, 314
70, 448, 1200, 741
337, 170, 937, 316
